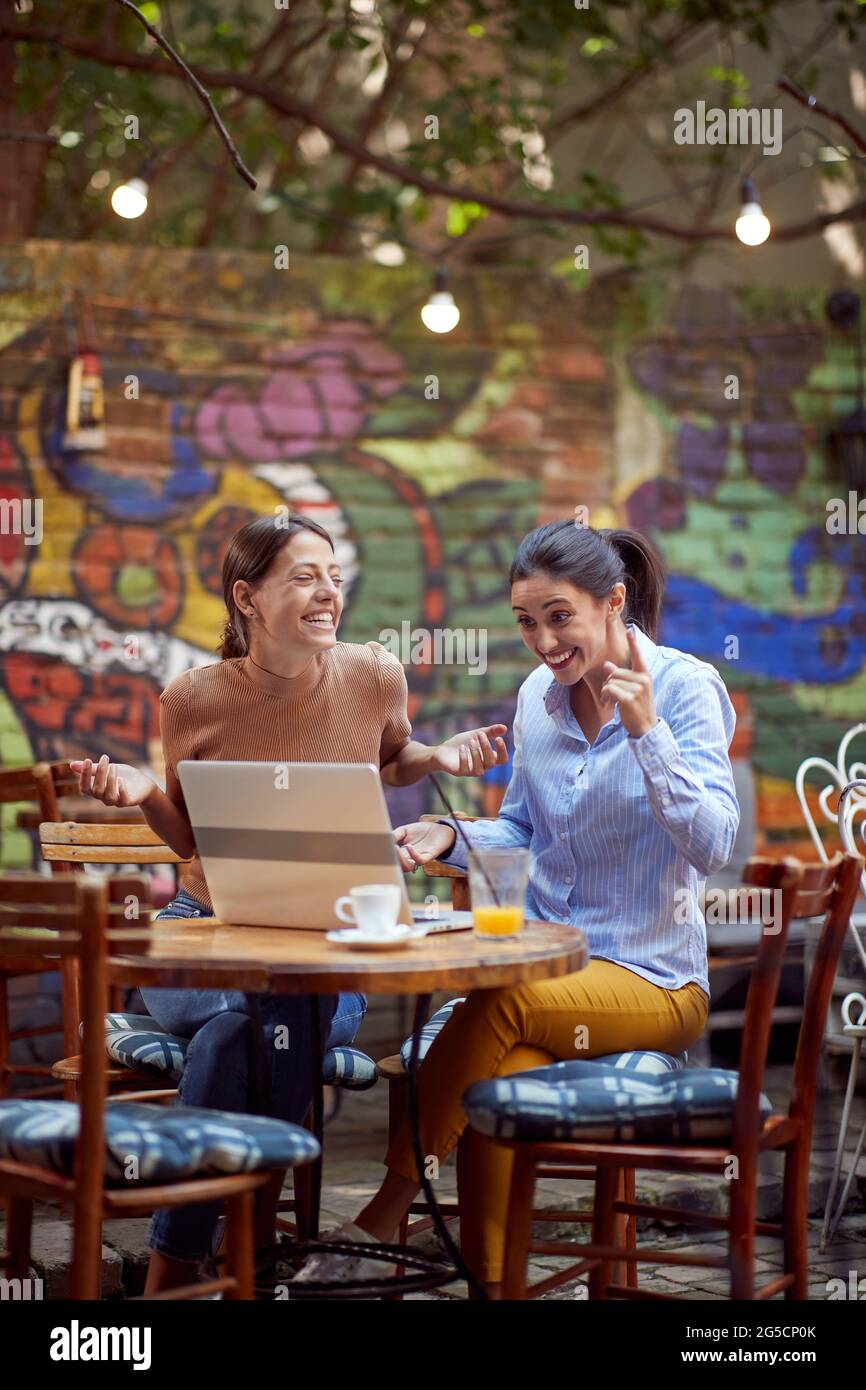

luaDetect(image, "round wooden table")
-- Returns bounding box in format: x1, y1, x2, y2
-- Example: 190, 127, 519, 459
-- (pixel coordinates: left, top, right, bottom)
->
112, 916, 589, 1299
112, 916, 588, 994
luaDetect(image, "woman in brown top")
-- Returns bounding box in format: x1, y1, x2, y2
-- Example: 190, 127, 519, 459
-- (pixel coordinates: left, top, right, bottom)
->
73, 513, 507, 1293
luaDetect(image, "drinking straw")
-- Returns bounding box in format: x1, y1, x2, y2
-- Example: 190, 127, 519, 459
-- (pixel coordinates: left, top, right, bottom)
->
428, 773, 502, 908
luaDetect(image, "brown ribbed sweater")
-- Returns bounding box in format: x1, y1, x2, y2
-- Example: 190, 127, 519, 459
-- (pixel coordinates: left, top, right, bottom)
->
159, 642, 412, 909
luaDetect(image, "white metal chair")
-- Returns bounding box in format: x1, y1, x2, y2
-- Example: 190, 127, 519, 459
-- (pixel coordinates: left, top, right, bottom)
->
821, 989, 866, 1246
796, 733, 866, 1246
795, 726, 866, 979
817, 775, 866, 1245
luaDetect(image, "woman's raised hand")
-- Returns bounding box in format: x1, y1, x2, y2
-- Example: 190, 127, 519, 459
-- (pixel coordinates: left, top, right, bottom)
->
393, 820, 457, 872
431, 724, 508, 778
70, 756, 157, 808
600, 628, 658, 739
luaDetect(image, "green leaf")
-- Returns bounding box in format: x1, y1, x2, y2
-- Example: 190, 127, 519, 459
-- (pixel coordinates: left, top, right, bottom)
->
445, 200, 489, 236
581, 36, 616, 57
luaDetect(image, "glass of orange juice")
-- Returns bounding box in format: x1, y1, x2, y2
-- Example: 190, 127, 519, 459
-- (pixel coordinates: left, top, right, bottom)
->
468, 848, 529, 939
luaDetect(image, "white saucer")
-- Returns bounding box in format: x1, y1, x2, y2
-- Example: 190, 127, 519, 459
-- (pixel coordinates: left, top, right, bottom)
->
326, 924, 428, 951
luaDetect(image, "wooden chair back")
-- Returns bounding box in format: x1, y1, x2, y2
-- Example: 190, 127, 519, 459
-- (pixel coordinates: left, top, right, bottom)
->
43, 761, 82, 806
732, 852, 862, 1158
38, 820, 185, 1030
0, 869, 152, 1094
0, 759, 87, 817
420, 812, 481, 912
0, 874, 151, 1192
786, 851, 863, 1137
40, 821, 191, 867
1, 767, 110, 1088
0, 763, 59, 819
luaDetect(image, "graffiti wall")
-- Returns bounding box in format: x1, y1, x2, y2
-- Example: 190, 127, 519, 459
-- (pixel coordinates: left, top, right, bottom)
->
0, 242, 863, 865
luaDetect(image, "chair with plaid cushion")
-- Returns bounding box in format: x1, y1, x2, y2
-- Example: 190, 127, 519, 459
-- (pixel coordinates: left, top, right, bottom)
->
468, 853, 862, 1300
59, 1011, 377, 1244
376, 997, 688, 1295
88, 1012, 379, 1095
39, 821, 379, 1241
0, 874, 320, 1299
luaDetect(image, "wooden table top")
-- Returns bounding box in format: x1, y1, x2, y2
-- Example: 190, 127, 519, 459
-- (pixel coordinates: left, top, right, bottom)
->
112, 918, 589, 995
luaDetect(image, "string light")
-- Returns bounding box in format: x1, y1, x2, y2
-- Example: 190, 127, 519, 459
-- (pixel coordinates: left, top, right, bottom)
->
735, 177, 771, 246
421, 268, 461, 334
111, 176, 149, 220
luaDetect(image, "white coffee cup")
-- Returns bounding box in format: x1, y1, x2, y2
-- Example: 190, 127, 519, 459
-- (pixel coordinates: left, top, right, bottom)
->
334, 883, 402, 934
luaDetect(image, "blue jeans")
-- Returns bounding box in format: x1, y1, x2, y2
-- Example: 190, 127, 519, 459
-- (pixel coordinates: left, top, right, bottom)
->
141, 890, 367, 1262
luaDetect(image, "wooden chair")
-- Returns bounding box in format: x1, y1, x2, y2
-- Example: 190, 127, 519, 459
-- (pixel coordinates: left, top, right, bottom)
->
420, 811, 476, 911
39, 821, 191, 1103
0, 874, 316, 1299
382, 812, 638, 1297
39, 821, 368, 1247
0, 762, 81, 1099
495, 851, 863, 1300
376, 1043, 637, 1297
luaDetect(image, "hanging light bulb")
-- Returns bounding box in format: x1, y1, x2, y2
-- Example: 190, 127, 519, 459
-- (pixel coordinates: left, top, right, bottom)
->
421, 268, 460, 334
111, 176, 149, 220
735, 178, 770, 246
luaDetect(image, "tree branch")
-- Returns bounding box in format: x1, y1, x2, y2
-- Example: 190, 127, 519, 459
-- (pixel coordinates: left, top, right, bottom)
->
778, 76, 866, 155
0, 128, 59, 143
110, 0, 257, 188
5, 19, 866, 243
283, 19, 332, 64
545, 19, 703, 140
320, 7, 424, 252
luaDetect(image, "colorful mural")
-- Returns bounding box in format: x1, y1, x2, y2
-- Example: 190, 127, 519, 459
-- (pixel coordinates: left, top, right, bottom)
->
0, 246, 863, 863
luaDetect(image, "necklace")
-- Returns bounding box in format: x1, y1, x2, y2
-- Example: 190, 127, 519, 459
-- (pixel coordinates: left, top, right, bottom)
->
247, 653, 317, 682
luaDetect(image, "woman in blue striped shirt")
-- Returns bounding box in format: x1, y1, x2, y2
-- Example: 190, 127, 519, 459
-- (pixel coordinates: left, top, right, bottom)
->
295, 522, 739, 1295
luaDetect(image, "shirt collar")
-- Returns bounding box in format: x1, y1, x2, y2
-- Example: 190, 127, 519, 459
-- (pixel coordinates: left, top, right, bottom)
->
542, 622, 660, 720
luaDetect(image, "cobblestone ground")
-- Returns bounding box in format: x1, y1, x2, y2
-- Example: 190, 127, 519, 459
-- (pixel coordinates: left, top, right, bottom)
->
6, 1048, 864, 1302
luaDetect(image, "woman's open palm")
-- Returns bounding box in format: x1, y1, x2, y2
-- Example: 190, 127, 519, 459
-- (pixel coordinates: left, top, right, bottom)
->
393, 820, 456, 872
71, 755, 155, 808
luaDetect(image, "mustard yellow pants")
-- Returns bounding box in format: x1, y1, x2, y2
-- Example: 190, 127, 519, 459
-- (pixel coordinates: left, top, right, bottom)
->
385, 959, 709, 1282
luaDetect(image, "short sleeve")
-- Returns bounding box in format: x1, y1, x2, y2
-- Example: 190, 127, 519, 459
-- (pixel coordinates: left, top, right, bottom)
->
368, 642, 412, 766
159, 674, 194, 778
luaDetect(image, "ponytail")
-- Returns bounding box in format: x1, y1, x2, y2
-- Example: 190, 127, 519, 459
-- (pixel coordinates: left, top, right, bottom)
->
220, 617, 247, 661
509, 521, 665, 639
598, 528, 665, 640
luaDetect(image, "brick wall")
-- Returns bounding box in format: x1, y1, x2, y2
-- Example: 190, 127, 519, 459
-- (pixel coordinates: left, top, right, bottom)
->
1, 242, 864, 866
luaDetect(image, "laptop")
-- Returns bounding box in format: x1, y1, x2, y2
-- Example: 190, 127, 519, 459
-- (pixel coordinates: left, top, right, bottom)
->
178, 760, 473, 933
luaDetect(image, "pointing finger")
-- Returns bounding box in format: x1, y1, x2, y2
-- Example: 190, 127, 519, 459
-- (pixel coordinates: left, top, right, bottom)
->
627, 627, 648, 674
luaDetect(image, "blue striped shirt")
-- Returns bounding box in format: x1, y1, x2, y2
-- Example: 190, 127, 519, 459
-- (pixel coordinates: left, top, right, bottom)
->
442, 624, 739, 994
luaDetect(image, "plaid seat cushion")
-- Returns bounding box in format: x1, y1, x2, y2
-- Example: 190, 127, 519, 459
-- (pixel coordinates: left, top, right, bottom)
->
589, 1050, 686, 1074
322, 1046, 378, 1090
100, 1013, 377, 1090
399, 1000, 686, 1076
0, 1099, 320, 1184
399, 998, 466, 1068
103, 1013, 188, 1082
463, 1060, 771, 1144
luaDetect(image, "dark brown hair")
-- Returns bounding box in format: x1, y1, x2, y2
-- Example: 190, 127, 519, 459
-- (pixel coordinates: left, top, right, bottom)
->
508, 521, 665, 639
219, 514, 336, 659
